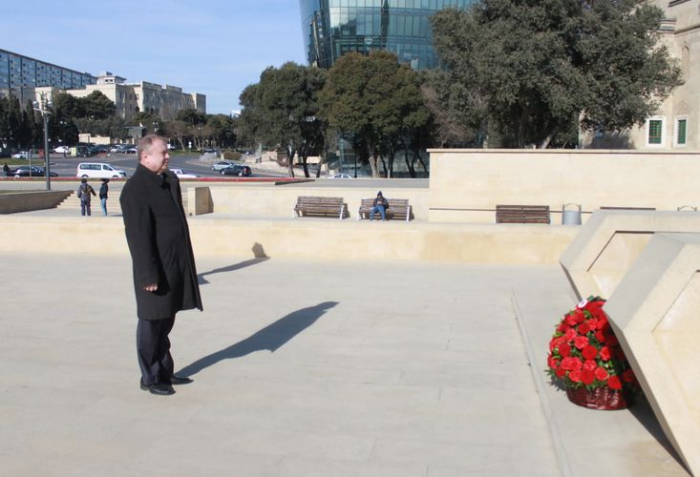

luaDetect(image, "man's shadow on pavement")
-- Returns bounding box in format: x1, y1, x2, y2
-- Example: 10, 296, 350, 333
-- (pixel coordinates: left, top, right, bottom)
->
198, 242, 269, 285
198, 258, 269, 284
177, 301, 338, 377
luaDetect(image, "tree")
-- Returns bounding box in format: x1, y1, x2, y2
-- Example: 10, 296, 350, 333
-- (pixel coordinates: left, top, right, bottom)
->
206, 114, 237, 148
164, 120, 190, 150
238, 62, 327, 177
431, 0, 682, 148
83, 91, 116, 120
319, 51, 428, 177
175, 108, 207, 126
53, 93, 85, 119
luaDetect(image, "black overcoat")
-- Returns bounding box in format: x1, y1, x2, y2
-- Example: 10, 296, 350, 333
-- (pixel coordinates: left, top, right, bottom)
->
120, 164, 203, 321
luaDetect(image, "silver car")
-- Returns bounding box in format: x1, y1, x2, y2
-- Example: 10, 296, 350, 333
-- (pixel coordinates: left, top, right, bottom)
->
211, 161, 237, 171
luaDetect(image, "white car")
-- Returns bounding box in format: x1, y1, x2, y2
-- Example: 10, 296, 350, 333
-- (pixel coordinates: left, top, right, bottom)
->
170, 168, 199, 179
11, 151, 29, 159
211, 161, 237, 171
53, 146, 70, 154
76, 162, 127, 179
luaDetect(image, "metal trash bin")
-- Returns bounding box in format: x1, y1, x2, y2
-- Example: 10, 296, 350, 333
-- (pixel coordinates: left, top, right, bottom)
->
562, 203, 582, 225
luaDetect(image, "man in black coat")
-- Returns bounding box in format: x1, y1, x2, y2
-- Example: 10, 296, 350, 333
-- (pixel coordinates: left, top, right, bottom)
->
120, 134, 203, 396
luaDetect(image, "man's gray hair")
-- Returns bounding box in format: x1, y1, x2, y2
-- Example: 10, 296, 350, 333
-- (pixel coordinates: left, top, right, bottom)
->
137, 134, 166, 162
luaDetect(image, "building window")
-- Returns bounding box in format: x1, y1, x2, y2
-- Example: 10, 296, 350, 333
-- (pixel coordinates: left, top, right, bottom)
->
676, 118, 687, 146
647, 118, 664, 146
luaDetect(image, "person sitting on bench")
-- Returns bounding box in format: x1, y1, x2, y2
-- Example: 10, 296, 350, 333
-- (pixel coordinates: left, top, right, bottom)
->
369, 191, 389, 221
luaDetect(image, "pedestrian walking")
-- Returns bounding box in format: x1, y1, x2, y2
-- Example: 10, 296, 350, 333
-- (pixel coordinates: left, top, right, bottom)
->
99, 179, 109, 216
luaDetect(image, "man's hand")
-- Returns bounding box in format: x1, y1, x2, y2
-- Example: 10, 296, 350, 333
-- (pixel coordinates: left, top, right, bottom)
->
143, 283, 158, 292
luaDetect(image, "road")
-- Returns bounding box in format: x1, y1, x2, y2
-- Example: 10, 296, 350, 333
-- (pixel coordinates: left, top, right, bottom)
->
16, 152, 287, 179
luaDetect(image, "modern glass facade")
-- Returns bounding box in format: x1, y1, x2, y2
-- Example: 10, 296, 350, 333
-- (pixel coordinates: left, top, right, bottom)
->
0, 49, 95, 102
299, 0, 473, 70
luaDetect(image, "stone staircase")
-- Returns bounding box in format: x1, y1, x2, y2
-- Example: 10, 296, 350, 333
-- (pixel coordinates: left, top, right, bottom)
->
57, 192, 123, 215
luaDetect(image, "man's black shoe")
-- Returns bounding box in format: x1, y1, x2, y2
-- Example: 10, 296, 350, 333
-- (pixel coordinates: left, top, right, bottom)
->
170, 375, 193, 385
139, 379, 175, 396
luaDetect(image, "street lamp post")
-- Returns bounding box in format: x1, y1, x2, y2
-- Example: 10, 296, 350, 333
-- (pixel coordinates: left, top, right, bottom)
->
33, 93, 52, 191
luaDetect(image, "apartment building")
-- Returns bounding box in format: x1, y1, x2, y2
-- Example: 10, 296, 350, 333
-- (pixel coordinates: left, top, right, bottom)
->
0, 49, 205, 121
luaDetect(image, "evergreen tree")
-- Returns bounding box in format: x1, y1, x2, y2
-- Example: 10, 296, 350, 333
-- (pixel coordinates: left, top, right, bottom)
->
431, 0, 682, 148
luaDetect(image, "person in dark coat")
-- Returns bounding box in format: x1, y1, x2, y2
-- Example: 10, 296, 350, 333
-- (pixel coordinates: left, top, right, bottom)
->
120, 134, 203, 396
99, 178, 109, 216
369, 191, 389, 221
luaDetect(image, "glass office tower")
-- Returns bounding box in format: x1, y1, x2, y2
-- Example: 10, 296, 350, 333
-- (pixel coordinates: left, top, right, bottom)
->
299, 0, 472, 70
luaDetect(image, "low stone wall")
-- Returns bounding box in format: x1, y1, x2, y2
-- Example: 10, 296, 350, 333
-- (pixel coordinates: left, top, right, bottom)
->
0, 214, 578, 265
0, 190, 73, 214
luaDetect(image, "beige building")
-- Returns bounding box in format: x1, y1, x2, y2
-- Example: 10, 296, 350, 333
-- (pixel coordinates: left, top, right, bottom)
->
33, 72, 205, 122
583, 0, 700, 150
64, 72, 205, 121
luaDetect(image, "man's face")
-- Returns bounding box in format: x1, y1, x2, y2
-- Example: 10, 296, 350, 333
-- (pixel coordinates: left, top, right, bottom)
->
141, 139, 169, 174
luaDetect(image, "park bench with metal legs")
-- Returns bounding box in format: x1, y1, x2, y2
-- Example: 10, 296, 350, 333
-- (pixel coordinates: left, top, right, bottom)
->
358, 198, 412, 221
293, 196, 348, 219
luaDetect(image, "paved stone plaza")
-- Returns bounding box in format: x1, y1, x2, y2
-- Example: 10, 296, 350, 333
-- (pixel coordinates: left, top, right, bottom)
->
0, 251, 688, 476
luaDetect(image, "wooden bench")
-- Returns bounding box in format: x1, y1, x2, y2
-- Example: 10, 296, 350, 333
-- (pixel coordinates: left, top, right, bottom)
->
496, 205, 550, 224
293, 196, 347, 219
358, 198, 412, 221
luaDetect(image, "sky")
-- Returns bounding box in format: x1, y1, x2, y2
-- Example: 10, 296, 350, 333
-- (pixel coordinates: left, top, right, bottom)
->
2, 0, 307, 115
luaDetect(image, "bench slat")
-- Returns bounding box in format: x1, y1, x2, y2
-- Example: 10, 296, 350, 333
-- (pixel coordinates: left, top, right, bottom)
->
496, 205, 550, 224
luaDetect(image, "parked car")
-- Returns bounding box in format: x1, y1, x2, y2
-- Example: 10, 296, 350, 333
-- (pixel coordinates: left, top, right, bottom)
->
170, 168, 199, 179
221, 164, 252, 177
211, 161, 237, 171
125, 147, 138, 154
109, 144, 129, 153
11, 151, 29, 159
76, 162, 127, 179
14, 166, 58, 177
53, 146, 70, 154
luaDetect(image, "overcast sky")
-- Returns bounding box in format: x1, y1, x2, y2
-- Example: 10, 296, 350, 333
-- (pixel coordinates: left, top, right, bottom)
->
2, 0, 307, 115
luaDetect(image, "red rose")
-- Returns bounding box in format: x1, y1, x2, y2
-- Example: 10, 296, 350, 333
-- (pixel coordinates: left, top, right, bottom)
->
557, 322, 569, 333
596, 316, 609, 330
578, 322, 591, 335
595, 330, 606, 343
560, 357, 576, 371
549, 336, 564, 351
564, 328, 576, 341
595, 367, 608, 381
622, 369, 636, 383
599, 346, 611, 361
582, 345, 598, 360
574, 335, 589, 350
569, 370, 582, 382
608, 376, 622, 390
586, 300, 605, 313
583, 359, 597, 372
581, 369, 595, 385
573, 310, 586, 324
605, 334, 618, 346
565, 313, 578, 327
555, 368, 567, 378
558, 343, 571, 357
548, 356, 560, 369
570, 358, 582, 371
